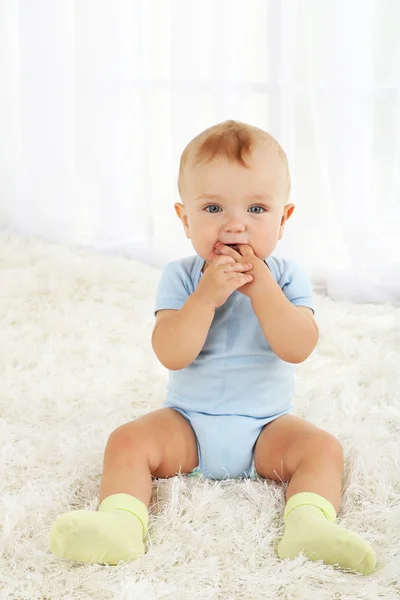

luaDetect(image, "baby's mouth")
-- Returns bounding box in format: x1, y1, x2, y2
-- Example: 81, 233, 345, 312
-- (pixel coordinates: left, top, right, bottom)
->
219, 242, 243, 247
215, 241, 248, 252
224, 243, 245, 249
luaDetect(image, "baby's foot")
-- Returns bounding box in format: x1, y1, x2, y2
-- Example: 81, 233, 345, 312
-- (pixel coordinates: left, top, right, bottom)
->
277, 504, 376, 575
49, 508, 145, 565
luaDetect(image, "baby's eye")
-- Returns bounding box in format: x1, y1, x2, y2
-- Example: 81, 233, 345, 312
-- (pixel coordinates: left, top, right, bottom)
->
205, 205, 222, 213
248, 205, 265, 214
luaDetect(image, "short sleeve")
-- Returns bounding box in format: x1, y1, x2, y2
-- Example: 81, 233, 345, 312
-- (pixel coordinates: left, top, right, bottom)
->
280, 261, 315, 315
154, 261, 191, 315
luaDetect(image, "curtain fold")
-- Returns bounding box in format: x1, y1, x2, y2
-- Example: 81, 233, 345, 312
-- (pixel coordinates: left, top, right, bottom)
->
0, 0, 399, 304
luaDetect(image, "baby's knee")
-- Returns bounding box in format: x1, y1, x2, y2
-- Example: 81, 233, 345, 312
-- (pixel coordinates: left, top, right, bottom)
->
311, 432, 344, 466
106, 421, 159, 462
295, 430, 343, 466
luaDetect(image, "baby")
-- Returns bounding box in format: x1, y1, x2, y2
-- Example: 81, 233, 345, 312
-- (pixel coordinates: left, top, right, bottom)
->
49, 120, 375, 575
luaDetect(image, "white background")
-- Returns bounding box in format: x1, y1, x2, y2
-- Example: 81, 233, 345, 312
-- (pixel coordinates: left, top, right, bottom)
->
0, 0, 399, 303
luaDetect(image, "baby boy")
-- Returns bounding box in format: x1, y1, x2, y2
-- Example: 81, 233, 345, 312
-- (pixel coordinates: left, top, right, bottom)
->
49, 120, 375, 575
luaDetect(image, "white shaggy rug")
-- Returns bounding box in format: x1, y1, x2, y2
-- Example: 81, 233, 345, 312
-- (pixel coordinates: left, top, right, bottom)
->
1, 232, 400, 600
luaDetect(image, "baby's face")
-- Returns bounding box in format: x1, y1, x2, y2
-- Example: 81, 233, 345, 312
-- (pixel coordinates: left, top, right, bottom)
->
176, 143, 294, 266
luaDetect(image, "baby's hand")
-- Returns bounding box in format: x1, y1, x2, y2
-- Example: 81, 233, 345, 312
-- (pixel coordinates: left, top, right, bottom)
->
193, 254, 253, 309
210, 243, 271, 300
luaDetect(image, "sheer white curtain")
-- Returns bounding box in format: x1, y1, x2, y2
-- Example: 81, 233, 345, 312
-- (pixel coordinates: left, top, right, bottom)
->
1, 0, 399, 304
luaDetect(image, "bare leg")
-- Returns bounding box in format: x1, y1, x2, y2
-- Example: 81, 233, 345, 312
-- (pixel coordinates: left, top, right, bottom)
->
49, 408, 198, 564
253, 415, 344, 501
254, 415, 376, 575
284, 434, 343, 511
99, 408, 199, 506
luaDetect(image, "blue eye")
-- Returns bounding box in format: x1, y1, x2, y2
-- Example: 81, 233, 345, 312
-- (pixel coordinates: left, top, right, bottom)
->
249, 206, 265, 213
204, 204, 266, 214
205, 205, 221, 213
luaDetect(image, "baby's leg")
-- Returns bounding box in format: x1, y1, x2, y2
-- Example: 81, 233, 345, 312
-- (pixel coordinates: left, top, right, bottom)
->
254, 415, 376, 575
49, 408, 198, 565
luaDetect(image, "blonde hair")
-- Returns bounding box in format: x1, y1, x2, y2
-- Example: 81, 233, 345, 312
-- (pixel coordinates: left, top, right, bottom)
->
177, 119, 290, 196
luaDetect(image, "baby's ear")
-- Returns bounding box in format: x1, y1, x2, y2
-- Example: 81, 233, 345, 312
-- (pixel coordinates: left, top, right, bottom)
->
278, 203, 295, 240
174, 202, 190, 238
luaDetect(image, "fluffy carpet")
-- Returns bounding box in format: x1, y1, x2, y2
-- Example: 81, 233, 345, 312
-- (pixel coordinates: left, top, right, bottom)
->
1, 232, 399, 600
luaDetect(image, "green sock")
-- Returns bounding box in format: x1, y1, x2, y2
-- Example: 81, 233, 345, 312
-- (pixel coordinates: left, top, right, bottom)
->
277, 492, 376, 575
49, 493, 148, 565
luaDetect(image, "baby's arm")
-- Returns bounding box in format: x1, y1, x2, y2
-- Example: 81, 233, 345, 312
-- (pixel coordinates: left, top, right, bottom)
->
252, 291, 319, 363
152, 294, 215, 370
152, 255, 252, 370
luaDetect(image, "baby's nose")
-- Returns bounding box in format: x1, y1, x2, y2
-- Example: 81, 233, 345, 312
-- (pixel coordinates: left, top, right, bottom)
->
223, 219, 246, 233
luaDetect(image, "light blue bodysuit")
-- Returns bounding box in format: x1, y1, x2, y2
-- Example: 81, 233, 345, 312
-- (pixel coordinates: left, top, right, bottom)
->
154, 254, 315, 480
